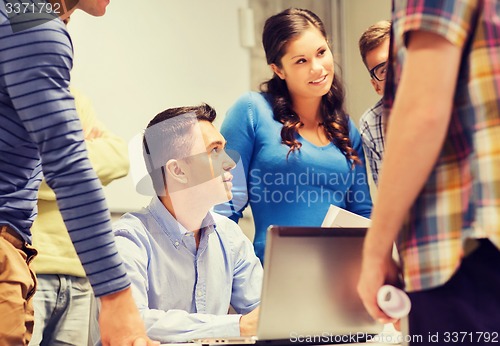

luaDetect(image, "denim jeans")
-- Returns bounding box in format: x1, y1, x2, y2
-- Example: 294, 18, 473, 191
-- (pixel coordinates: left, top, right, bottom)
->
29, 274, 92, 346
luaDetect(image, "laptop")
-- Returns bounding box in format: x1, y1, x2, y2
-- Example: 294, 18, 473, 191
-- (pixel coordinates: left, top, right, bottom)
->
196, 226, 383, 345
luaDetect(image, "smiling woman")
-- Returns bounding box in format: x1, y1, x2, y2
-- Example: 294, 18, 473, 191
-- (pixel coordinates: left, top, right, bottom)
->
262, 8, 357, 159
213, 7, 373, 263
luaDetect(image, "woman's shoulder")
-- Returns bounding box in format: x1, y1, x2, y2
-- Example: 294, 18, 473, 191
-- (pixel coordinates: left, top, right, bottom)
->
233, 91, 272, 109
228, 91, 274, 123
346, 115, 361, 136
344, 115, 363, 148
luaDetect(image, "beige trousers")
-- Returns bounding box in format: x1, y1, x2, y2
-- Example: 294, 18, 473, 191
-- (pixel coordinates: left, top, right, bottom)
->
0, 225, 37, 346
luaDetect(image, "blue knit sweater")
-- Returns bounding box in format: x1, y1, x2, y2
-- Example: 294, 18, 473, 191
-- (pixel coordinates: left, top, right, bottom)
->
214, 92, 373, 263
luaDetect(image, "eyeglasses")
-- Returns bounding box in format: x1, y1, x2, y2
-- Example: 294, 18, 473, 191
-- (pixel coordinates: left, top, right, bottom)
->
369, 61, 387, 82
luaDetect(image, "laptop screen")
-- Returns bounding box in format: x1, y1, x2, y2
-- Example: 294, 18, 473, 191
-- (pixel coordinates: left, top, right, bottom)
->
257, 226, 383, 341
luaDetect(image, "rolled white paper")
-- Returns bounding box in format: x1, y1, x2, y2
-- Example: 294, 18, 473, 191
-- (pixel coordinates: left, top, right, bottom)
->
377, 285, 411, 319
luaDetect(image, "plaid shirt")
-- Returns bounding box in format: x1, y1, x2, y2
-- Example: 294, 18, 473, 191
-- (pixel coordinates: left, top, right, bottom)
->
359, 99, 385, 185
385, 0, 500, 291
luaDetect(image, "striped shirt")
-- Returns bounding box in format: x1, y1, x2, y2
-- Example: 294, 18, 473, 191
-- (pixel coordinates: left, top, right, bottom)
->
0, 3, 130, 297
385, 0, 500, 291
359, 99, 385, 185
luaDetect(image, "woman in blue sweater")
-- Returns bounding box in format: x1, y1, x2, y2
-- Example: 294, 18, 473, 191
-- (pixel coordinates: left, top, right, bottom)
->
215, 8, 372, 263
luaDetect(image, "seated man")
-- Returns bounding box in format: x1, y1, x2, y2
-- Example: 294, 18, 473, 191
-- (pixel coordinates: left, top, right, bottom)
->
97, 104, 262, 344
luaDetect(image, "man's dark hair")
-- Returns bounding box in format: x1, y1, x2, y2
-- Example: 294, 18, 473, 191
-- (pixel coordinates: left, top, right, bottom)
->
142, 103, 216, 196
359, 20, 391, 68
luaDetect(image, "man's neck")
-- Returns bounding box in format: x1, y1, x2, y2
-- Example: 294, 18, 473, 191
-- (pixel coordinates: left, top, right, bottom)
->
159, 193, 211, 248
47, 0, 77, 21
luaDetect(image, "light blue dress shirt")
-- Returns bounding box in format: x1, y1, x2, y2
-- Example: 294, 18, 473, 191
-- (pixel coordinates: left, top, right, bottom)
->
112, 197, 263, 343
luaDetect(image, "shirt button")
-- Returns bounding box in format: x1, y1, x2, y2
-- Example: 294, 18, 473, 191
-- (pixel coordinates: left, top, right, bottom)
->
174, 241, 179, 247
197, 290, 203, 297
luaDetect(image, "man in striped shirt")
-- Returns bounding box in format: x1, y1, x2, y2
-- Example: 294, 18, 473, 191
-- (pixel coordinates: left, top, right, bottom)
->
358, 1, 500, 344
0, 1, 157, 345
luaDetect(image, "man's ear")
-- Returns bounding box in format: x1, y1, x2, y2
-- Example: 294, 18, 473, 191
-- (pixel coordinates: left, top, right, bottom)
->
165, 159, 188, 184
270, 64, 285, 80
371, 79, 383, 96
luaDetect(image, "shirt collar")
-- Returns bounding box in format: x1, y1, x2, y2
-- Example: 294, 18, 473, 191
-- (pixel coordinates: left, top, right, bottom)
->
148, 197, 216, 247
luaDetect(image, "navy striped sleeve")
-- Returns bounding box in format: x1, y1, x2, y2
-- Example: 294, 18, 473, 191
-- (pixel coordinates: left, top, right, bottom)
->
0, 6, 130, 297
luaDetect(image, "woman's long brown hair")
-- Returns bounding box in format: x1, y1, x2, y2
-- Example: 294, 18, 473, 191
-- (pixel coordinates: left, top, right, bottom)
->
261, 8, 361, 166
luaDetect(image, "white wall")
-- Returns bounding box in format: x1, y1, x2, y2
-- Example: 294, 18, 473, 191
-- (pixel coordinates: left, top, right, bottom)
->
68, 0, 251, 212
340, 0, 392, 123
68, 0, 391, 213
336, 0, 391, 200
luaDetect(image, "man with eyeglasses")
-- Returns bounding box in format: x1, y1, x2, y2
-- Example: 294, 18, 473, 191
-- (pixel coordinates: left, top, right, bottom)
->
358, 20, 391, 185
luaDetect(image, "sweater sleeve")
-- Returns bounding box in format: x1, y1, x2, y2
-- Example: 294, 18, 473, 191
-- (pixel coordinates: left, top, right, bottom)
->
214, 92, 258, 222
37, 88, 129, 200
72, 87, 129, 187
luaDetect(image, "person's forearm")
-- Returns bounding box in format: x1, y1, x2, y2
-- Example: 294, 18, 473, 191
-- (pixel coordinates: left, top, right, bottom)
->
366, 101, 451, 257
86, 134, 129, 185
366, 31, 461, 258
98, 287, 158, 346
139, 308, 241, 343
36, 133, 129, 201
